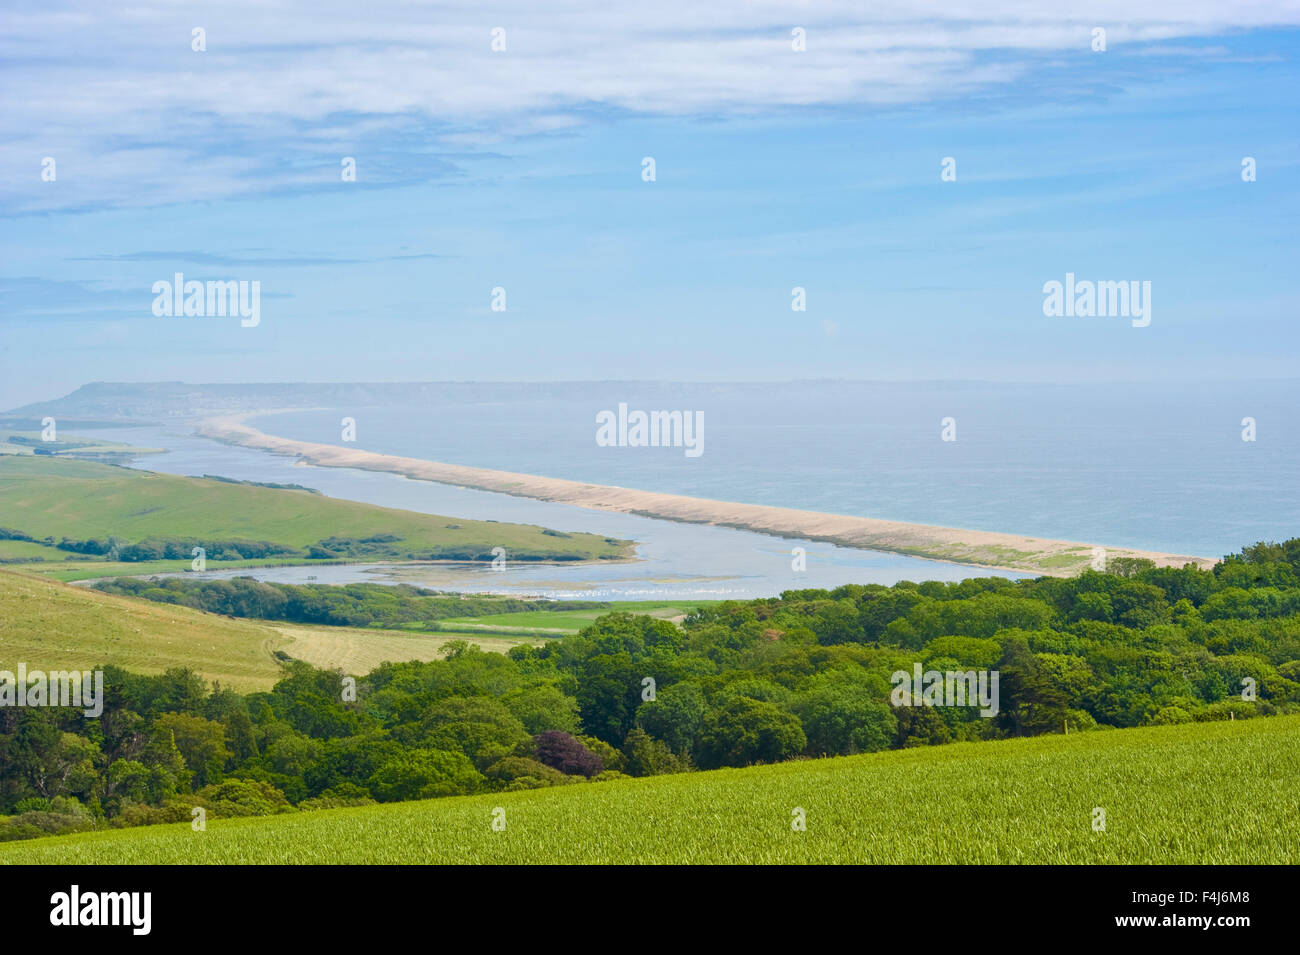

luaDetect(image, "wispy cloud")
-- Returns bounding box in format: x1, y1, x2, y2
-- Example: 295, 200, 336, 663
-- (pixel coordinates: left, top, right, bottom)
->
4, 0, 1298, 212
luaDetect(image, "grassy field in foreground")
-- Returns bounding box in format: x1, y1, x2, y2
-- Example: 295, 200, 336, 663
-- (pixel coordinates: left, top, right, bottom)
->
0, 455, 629, 578
4, 716, 1296, 864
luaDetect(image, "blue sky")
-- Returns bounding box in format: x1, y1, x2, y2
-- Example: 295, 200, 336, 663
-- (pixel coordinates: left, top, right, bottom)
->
2, 1, 1298, 408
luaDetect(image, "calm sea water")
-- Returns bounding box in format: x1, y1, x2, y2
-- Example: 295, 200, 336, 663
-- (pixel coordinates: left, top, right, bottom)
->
246, 380, 1300, 558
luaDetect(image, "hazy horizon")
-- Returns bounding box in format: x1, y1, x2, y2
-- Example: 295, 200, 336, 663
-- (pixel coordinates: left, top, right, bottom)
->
3, 3, 1299, 408
10, 373, 1300, 413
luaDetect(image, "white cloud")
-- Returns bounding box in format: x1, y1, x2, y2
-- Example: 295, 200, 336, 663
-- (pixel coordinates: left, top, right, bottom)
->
3, 0, 1298, 210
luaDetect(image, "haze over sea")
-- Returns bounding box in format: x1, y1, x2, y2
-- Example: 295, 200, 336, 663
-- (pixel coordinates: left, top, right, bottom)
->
244, 380, 1300, 559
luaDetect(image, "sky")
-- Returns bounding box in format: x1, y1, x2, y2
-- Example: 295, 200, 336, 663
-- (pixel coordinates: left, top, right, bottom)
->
1, 1, 1299, 409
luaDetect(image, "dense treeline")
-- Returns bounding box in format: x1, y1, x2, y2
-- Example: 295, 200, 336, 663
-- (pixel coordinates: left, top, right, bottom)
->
5, 522, 606, 565
95, 579, 606, 629
58, 536, 299, 561
4, 539, 1299, 842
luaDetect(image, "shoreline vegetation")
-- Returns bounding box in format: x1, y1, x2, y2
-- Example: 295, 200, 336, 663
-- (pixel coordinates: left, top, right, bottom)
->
199, 414, 1217, 578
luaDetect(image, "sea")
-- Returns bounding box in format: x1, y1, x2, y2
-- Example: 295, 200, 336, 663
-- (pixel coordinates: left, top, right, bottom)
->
83, 379, 1299, 600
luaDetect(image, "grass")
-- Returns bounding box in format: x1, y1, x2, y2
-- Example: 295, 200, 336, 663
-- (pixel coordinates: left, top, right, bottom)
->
3, 716, 1295, 864
0, 570, 543, 692
0, 539, 65, 561
438, 600, 706, 635
268, 623, 542, 672
31, 557, 353, 584
0, 569, 286, 692
0, 455, 630, 578
0, 429, 164, 457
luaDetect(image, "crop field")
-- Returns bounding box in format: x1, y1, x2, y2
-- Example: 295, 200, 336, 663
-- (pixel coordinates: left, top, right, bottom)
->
4, 715, 1295, 864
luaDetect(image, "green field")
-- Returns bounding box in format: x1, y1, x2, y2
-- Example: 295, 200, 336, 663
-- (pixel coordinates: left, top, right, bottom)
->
268, 622, 542, 672
0, 455, 630, 577
33, 557, 351, 584
0, 569, 287, 691
0, 429, 164, 458
3, 716, 1295, 864
0, 570, 540, 691
436, 600, 707, 635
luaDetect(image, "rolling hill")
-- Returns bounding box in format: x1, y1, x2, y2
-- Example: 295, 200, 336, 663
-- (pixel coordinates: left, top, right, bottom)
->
0, 570, 536, 691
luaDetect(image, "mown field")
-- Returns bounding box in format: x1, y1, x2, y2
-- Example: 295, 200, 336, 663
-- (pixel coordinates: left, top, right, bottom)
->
0, 569, 286, 692
0, 455, 630, 577
0, 570, 539, 691
3, 716, 1295, 864
435, 600, 704, 635
268, 622, 541, 672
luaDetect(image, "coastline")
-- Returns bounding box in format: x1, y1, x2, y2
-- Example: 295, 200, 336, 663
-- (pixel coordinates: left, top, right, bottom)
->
196, 414, 1218, 578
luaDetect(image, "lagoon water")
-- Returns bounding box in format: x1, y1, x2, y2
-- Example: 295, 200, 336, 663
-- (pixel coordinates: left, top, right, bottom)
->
107, 424, 1017, 599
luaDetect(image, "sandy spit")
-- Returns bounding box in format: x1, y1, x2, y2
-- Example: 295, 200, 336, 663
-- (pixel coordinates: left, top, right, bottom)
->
196, 416, 1217, 578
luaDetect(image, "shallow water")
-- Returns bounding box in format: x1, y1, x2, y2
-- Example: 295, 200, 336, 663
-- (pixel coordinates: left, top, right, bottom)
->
103, 424, 1022, 599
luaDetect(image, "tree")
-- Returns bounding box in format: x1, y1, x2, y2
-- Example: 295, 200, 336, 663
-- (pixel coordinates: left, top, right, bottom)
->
367, 749, 485, 802
106, 759, 151, 803
155, 714, 230, 788
894, 704, 953, 748
574, 652, 644, 745
501, 684, 581, 735
15, 723, 99, 800
140, 726, 191, 801
812, 599, 863, 645
794, 680, 896, 756
995, 641, 1070, 736
622, 728, 688, 776
195, 779, 294, 816
418, 697, 529, 769
636, 682, 709, 757
698, 698, 806, 769
532, 730, 603, 778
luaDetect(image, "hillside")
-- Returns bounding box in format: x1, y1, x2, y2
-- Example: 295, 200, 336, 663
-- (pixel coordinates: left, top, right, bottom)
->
0, 569, 286, 692
2, 716, 1295, 864
0, 571, 541, 691
0, 454, 630, 578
